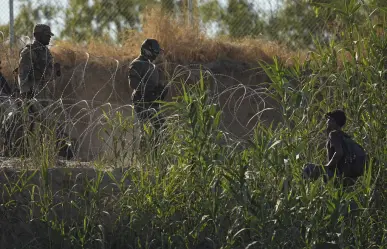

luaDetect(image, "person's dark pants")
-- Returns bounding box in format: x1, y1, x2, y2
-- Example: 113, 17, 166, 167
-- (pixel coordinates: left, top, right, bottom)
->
134, 101, 164, 130
22, 95, 74, 159
133, 101, 165, 152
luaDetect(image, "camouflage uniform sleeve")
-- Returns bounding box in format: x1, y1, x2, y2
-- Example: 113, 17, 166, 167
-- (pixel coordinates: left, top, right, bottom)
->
128, 61, 143, 90
44, 49, 55, 81
18, 46, 34, 93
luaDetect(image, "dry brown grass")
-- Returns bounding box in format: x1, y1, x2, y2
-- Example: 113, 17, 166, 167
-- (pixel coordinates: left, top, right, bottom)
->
1, 7, 306, 80
50, 8, 304, 68
0, 45, 19, 77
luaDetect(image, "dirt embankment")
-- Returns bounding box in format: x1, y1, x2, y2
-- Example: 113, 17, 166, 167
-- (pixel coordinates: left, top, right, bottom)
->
1, 9, 301, 161
49, 46, 286, 160
0, 43, 286, 161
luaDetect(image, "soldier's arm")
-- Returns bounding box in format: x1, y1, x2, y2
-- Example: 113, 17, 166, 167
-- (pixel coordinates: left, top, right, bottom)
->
128, 61, 143, 90
18, 47, 33, 93
54, 62, 61, 77
325, 131, 344, 170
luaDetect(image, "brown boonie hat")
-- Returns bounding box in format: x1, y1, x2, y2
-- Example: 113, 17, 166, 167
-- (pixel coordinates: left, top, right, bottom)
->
33, 24, 54, 36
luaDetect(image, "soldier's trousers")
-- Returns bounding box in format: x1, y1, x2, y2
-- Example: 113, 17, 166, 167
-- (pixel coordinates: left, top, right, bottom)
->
133, 101, 166, 151
133, 101, 164, 131
23, 89, 63, 132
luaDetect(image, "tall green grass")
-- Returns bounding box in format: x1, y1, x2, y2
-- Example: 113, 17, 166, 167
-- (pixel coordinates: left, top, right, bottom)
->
1, 1, 387, 248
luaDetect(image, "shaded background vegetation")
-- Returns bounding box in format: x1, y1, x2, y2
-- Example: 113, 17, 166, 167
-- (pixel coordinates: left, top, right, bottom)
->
1, 0, 386, 49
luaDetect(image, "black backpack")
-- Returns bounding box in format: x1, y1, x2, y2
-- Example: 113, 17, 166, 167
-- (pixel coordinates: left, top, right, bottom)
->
341, 133, 367, 177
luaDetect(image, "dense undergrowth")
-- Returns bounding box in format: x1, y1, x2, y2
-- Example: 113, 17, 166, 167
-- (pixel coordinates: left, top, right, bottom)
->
1, 1, 387, 249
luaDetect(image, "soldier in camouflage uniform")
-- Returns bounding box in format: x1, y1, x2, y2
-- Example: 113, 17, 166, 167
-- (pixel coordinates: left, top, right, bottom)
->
16, 24, 77, 158
128, 38, 168, 133
17, 24, 61, 123
16, 24, 75, 159
303, 110, 367, 187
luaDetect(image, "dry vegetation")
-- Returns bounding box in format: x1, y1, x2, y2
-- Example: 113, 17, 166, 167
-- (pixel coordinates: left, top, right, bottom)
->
49, 8, 301, 71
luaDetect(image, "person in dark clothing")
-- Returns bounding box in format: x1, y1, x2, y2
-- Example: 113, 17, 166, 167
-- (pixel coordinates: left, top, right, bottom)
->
0, 60, 21, 156
0, 74, 12, 96
0, 60, 13, 96
17, 24, 61, 113
303, 110, 367, 186
128, 38, 168, 133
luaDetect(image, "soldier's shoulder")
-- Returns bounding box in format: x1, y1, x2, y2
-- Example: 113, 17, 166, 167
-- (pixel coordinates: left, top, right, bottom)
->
328, 130, 344, 141
129, 57, 148, 68
19, 44, 32, 55
20, 42, 42, 56
130, 56, 146, 63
